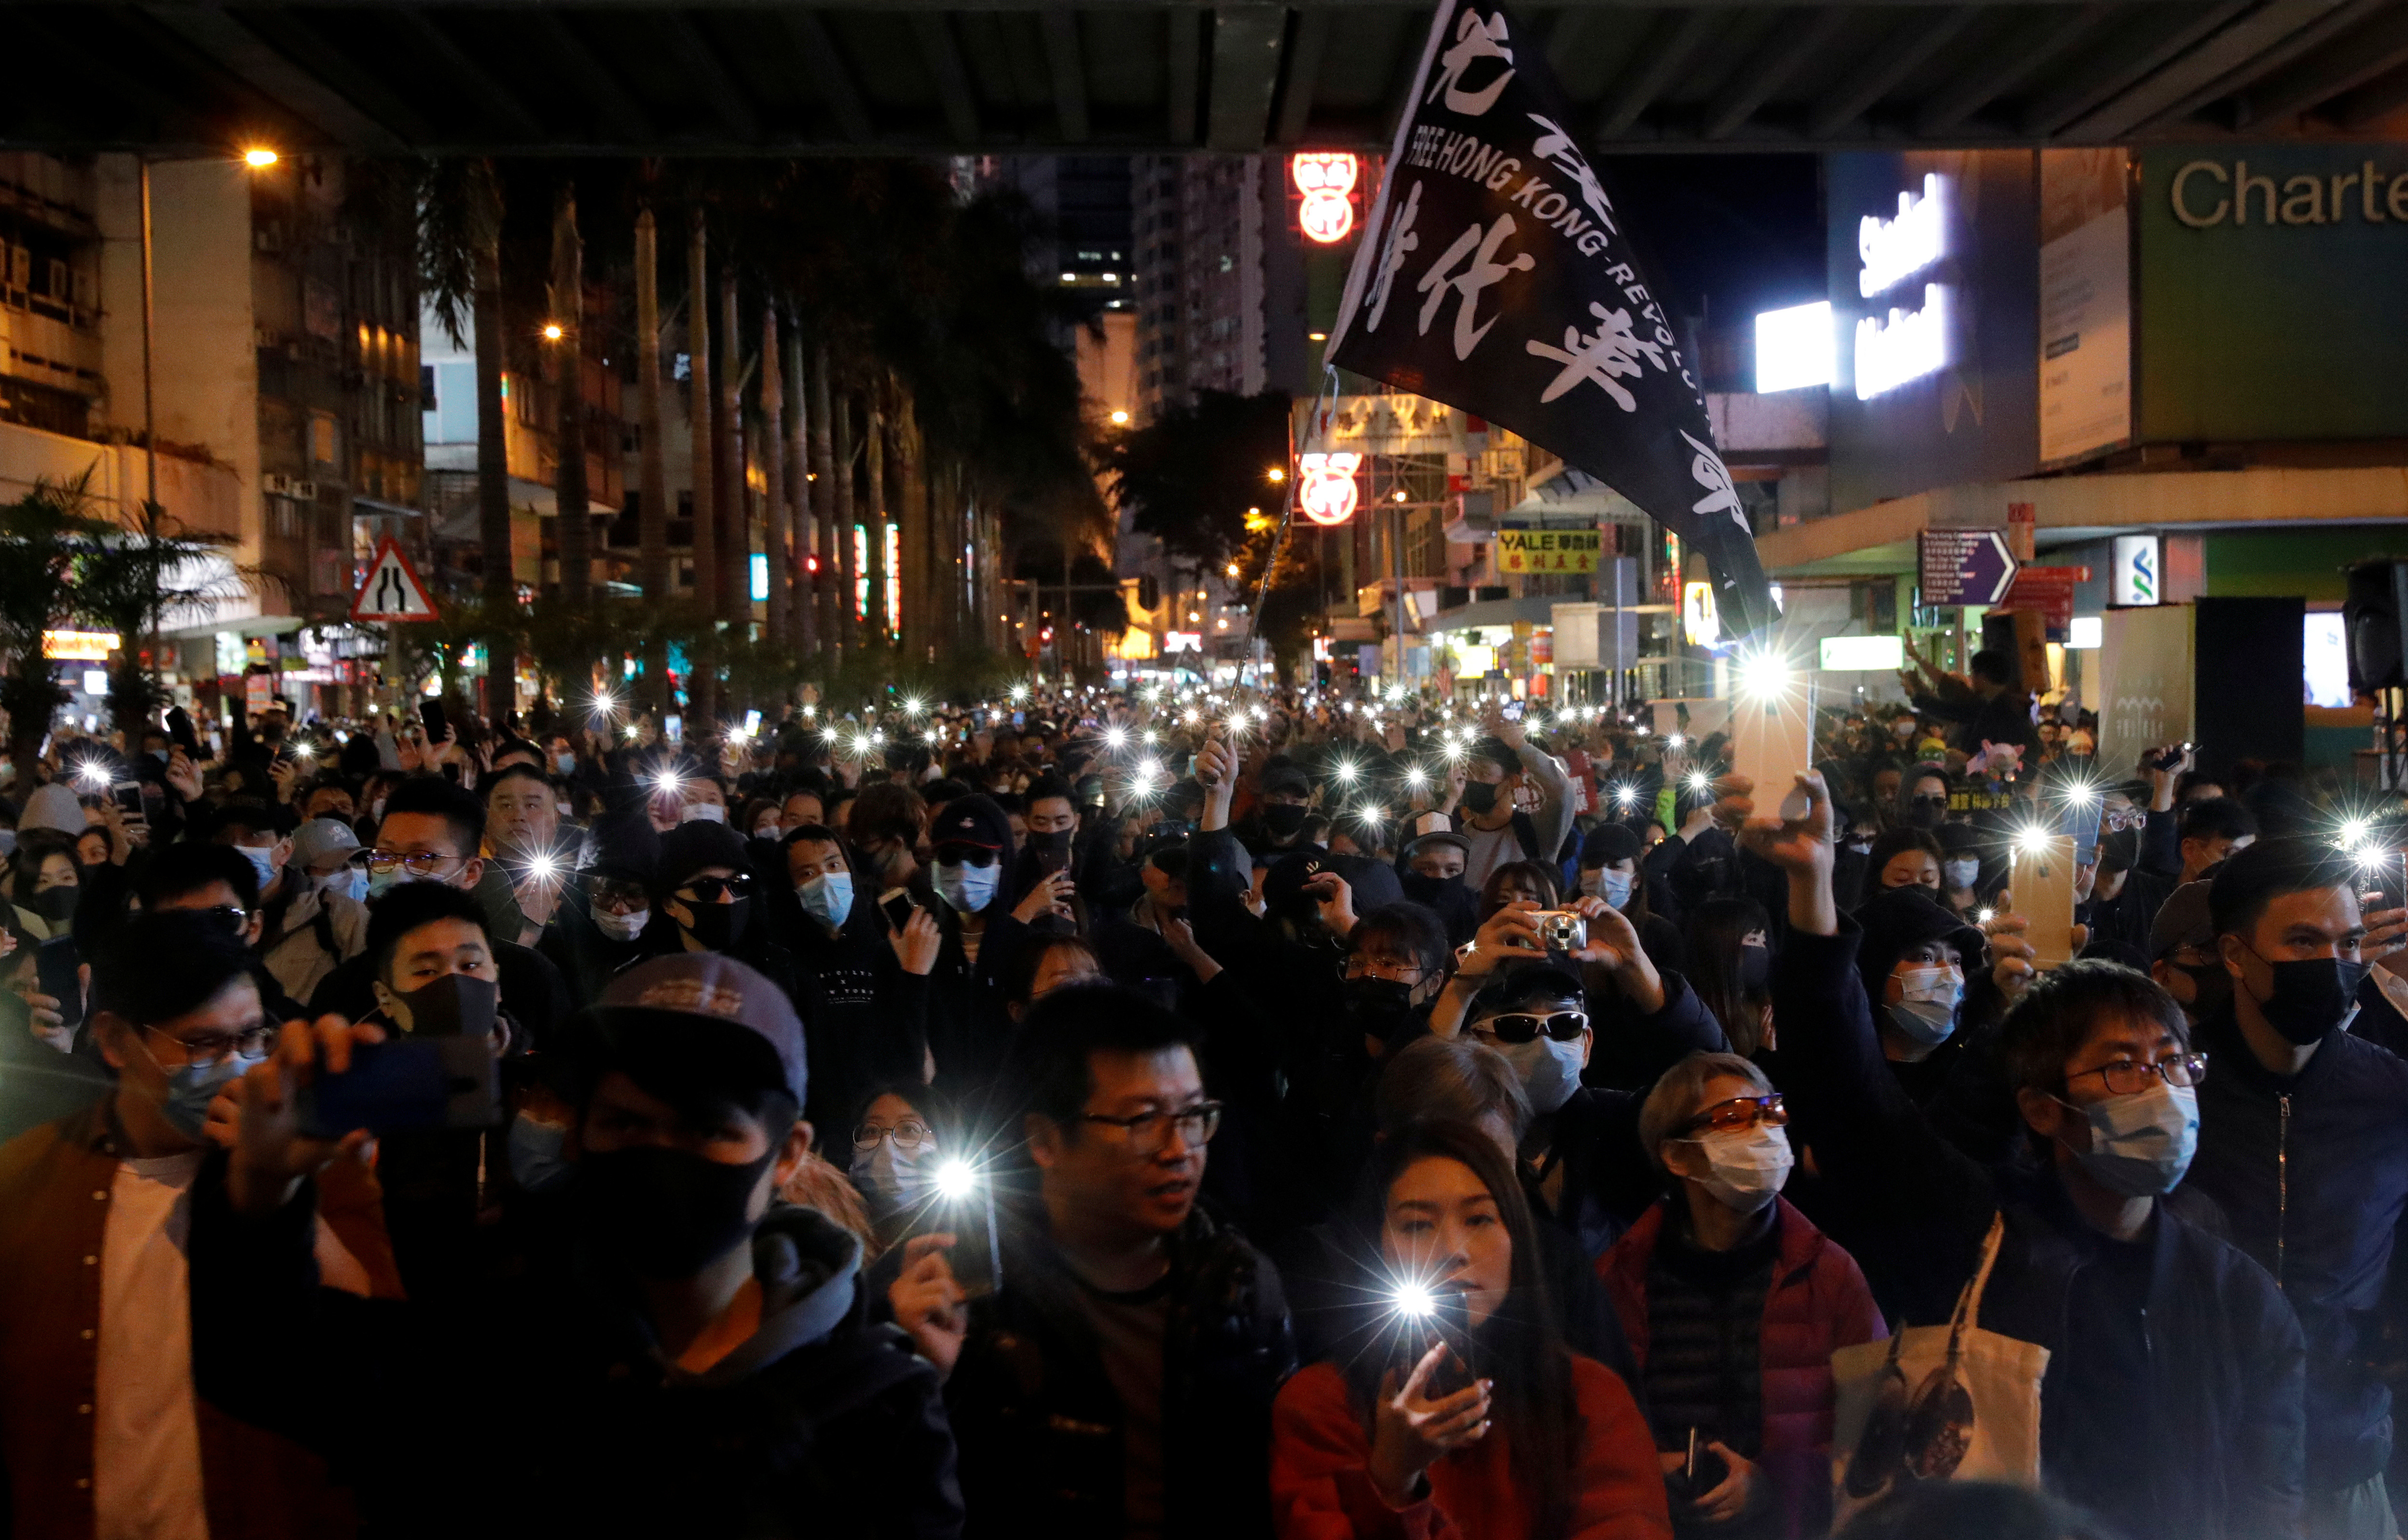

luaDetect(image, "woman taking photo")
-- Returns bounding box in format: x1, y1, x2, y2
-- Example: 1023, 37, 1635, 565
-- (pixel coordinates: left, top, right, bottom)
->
1271, 1120, 1671, 1540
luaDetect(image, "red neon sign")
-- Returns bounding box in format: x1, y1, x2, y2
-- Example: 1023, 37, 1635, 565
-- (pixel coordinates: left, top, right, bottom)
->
1291, 152, 1360, 245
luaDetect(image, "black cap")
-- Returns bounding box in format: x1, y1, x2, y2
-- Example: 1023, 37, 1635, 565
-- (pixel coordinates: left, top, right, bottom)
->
1263, 848, 1405, 922
584, 952, 809, 1105
1468, 964, 1587, 1018
1855, 885, 1986, 1000
929, 792, 1012, 852
1260, 762, 1312, 798
656, 822, 753, 894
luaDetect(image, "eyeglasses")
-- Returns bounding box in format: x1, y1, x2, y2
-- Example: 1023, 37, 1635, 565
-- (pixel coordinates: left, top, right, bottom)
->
192, 903, 249, 931
1075, 1100, 1224, 1153
2068, 1051, 2208, 1098
853, 1119, 933, 1150
364, 849, 466, 877
1337, 956, 1427, 984
143, 1020, 276, 1069
1475, 1010, 1588, 1045
2102, 808, 2149, 832
1678, 1093, 1787, 1138
583, 879, 648, 908
677, 874, 757, 903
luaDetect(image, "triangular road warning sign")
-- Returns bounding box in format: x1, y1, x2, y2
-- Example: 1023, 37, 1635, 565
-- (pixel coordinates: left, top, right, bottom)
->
351, 537, 439, 622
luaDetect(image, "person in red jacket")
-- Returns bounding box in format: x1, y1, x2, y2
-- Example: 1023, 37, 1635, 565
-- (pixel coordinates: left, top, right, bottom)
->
1272, 1119, 1671, 1540
1599, 1052, 1885, 1538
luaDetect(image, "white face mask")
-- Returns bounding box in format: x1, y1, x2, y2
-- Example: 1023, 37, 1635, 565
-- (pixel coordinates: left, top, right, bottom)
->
753, 821, 782, 841
1689, 1123, 1794, 1213
592, 905, 648, 943
680, 802, 727, 825
1887, 962, 1965, 1046
1943, 857, 1981, 891
848, 1132, 937, 1216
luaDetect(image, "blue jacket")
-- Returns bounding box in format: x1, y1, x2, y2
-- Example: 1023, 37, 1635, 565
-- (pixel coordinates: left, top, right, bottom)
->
1775, 921, 2306, 1539
2186, 1002, 2408, 1490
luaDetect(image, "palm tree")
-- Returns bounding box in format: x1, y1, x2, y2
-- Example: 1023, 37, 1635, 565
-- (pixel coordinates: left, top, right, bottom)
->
550, 182, 591, 612
0, 478, 109, 787
633, 202, 671, 717
686, 207, 716, 725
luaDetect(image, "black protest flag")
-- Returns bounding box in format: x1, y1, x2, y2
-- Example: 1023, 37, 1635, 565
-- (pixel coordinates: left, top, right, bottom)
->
1326, 0, 1775, 641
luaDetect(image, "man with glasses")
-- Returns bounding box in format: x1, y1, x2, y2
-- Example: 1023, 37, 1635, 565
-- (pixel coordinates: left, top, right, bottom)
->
1741, 772, 2305, 1540
0, 910, 387, 1538
922, 984, 1294, 1540
309, 778, 568, 1047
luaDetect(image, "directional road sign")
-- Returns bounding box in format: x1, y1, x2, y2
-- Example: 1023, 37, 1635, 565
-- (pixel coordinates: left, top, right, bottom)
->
1918, 528, 2019, 607
351, 537, 439, 622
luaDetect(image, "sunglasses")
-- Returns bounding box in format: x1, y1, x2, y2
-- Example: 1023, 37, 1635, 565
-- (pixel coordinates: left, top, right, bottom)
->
1679, 1093, 1787, 1137
1477, 1009, 1588, 1045
677, 874, 757, 903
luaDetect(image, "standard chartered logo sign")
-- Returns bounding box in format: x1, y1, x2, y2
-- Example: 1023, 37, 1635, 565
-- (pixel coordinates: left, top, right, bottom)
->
1854, 173, 1953, 400
2171, 158, 2408, 228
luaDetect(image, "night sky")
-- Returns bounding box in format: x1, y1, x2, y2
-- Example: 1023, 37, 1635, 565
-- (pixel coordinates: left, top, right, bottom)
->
1599, 154, 1828, 329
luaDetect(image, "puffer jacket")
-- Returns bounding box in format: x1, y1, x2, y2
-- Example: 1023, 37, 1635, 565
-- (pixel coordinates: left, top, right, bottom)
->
2186, 1001, 2408, 1491
1598, 1197, 1885, 1539
945, 1200, 1296, 1540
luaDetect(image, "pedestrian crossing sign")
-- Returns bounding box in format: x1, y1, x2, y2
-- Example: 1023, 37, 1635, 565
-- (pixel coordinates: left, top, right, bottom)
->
350, 537, 439, 622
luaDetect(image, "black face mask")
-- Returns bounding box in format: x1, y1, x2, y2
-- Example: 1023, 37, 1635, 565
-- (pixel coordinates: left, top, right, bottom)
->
1737, 944, 1772, 992
679, 897, 752, 952
574, 1145, 775, 1278
1344, 976, 1419, 1038
390, 972, 499, 1038
2171, 961, 2233, 1026
1031, 829, 1072, 855
1400, 872, 1460, 907
2099, 828, 2141, 874
2249, 952, 2369, 1045
1263, 804, 1309, 839
1459, 781, 1500, 817
1905, 798, 1946, 830
32, 887, 78, 925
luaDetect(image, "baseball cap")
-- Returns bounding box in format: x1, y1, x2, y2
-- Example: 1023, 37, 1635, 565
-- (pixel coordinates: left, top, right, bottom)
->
928, 792, 1011, 853
289, 816, 360, 870
581, 952, 809, 1106
1579, 823, 1641, 867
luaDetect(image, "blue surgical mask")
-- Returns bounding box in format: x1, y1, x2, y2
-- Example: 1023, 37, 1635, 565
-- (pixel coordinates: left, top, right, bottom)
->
149, 1045, 259, 1141
236, 843, 280, 892
1581, 867, 1635, 908
1887, 962, 1964, 1047
935, 862, 1000, 913
2064, 1081, 2199, 1198
151, 749, 170, 765
1492, 1032, 1585, 1115
1943, 857, 1981, 891
508, 1112, 574, 1194
799, 870, 853, 929
554, 753, 577, 777
320, 867, 368, 904
848, 1132, 937, 1218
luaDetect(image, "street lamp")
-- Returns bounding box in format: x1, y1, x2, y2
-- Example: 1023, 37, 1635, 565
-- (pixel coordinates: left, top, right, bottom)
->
541, 322, 564, 342
242, 147, 279, 168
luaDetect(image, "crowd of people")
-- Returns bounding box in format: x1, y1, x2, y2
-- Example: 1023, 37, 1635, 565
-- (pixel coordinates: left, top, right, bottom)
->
0, 646, 2399, 1540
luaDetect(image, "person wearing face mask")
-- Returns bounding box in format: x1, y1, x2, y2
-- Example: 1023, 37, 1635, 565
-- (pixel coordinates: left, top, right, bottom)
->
2077, 787, 2177, 958
1936, 822, 1988, 920
1453, 711, 1575, 894
644, 822, 798, 997
5, 827, 82, 945
1270, 1120, 1667, 1540
193, 949, 964, 1539
771, 823, 933, 1136
1741, 774, 2306, 1540
534, 807, 660, 1011
1442, 930, 1725, 1260
308, 777, 569, 1049
845, 1083, 948, 1251
352, 881, 521, 1302
1894, 768, 1953, 833
919, 793, 1068, 1097
2180, 837, 2408, 1540
1398, 824, 1479, 947
1604, 1053, 1884, 1539
1012, 773, 1087, 898
0, 910, 394, 1540
1244, 761, 1320, 854
1575, 822, 1685, 978
248, 816, 372, 1007
1850, 885, 1989, 1109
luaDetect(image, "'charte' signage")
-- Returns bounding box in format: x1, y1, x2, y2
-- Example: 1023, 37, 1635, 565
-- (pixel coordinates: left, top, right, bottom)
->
2171, 158, 2408, 228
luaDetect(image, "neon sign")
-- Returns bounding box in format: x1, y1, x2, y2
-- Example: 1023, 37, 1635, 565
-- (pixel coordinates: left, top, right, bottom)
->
1855, 284, 1950, 401
1298, 452, 1362, 525
1291, 153, 1360, 245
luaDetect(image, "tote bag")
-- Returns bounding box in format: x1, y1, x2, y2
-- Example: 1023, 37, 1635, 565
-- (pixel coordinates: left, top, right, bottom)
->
1829, 1214, 2051, 1527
